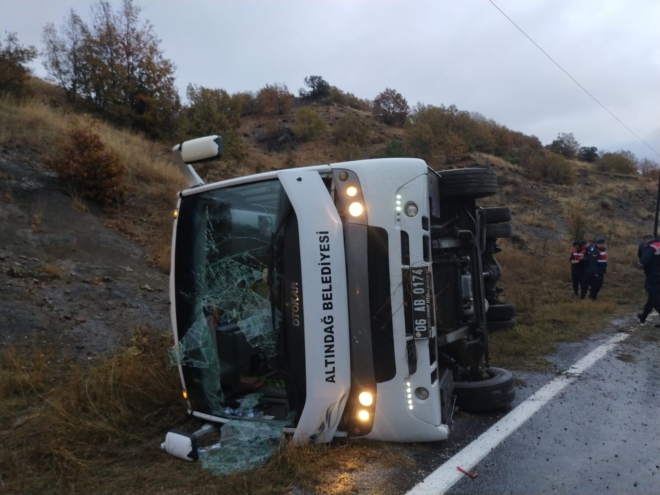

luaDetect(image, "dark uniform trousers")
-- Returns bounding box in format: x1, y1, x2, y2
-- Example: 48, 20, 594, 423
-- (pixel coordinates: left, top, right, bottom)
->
641, 279, 660, 319
581, 273, 603, 300
572, 272, 582, 296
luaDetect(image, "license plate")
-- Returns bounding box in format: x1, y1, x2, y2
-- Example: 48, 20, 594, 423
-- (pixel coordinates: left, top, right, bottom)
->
404, 266, 432, 339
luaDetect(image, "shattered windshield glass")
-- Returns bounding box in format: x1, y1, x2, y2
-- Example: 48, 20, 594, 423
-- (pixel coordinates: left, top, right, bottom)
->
172, 180, 295, 419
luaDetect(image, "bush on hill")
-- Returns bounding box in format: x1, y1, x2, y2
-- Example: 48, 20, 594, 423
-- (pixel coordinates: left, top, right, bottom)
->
183, 84, 247, 161
528, 152, 573, 185
47, 122, 127, 205
328, 86, 371, 111
258, 83, 294, 115
382, 139, 407, 158
0, 32, 37, 99
596, 150, 638, 175
232, 91, 263, 116
333, 113, 369, 146
549, 132, 580, 159
373, 88, 410, 127
403, 121, 434, 161
299, 75, 331, 99
293, 107, 325, 141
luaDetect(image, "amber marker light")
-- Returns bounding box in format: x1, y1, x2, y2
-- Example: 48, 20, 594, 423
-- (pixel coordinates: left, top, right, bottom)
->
358, 391, 373, 406
346, 186, 358, 197
348, 202, 364, 217
182, 390, 188, 400
173, 208, 179, 219
357, 410, 370, 421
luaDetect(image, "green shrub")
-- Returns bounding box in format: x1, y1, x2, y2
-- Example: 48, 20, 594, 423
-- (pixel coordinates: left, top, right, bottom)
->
293, 107, 325, 141
328, 87, 371, 111
567, 209, 589, 240
300, 75, 331, 99
528, 152, 574, 185
382, 139, 407, 158
332, 113, 368, 146
596, 150, 638, 175
48, 123, 127, 204
403, 122, 434, 161
232, 91, 262, 116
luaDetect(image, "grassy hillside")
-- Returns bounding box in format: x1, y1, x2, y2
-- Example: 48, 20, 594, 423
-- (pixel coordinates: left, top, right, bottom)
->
1, 77, 657, 494
2, 77, 656, 363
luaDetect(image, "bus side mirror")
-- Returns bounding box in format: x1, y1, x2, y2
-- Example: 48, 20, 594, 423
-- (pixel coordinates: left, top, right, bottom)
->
172, 135, 223, 188
160, 429, 199, 461
178, 135, 223, 164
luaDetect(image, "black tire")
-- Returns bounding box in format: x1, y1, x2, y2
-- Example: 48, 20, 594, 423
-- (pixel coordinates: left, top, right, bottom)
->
486, 222, 513, 239
483, 206, 512, 224
437, 168, 498, 199
454, 367, 516, 412
487, 318, 516, 332
487, 303, 516, 321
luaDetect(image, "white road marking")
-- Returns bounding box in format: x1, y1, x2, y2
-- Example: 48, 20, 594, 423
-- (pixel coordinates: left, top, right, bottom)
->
406, 331, 631, 495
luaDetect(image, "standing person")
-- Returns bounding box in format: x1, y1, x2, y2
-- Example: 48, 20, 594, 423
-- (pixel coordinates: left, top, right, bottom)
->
637, 234, 660, 326
580, 238, 607, 300
638, 234, 652, 264
570, 240, 587, 296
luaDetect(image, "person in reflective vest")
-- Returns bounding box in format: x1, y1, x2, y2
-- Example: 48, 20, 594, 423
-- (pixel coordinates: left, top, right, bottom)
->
580, 237, 607, 300
637, 234, 660, 326
569, 240, 587, 297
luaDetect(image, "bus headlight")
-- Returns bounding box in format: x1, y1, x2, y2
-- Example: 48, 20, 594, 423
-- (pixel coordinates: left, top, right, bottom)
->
358, 391, 373, 406
357, 410, 370, 421
349, 202, 364, 217
346, 186, 358, 197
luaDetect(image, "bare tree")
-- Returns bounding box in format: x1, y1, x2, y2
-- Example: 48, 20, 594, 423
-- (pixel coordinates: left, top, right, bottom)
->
42, 10, 89, 101
41, 0, 180, 139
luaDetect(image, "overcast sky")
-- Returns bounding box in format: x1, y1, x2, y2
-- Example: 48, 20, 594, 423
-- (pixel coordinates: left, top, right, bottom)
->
2, 0, 659, 160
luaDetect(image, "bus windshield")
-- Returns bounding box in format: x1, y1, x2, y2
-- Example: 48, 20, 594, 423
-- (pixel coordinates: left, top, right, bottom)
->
173, 180, 296, 421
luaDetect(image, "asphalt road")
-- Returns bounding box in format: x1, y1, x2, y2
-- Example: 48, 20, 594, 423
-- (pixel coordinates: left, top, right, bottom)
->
394, 316, 660, 495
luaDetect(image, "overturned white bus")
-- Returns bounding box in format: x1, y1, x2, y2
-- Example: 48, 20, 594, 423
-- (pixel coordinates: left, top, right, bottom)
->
166, 135, 516, 450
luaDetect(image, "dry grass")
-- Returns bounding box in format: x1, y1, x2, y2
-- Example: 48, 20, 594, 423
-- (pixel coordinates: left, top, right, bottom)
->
489, 237, 644, 370
0, 91, 185, 272
0, 326, 407, 495
515, 210, 557, 230
38, 263, 65, 280
0, 326, 181, 493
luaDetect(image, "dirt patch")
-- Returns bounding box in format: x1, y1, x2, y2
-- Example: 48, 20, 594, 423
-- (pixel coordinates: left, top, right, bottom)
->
0, 149, 170, 357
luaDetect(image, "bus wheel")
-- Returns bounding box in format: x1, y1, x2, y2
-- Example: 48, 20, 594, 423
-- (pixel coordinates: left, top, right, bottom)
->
486, 222, 513, 239
482, 206, 512, 224
487, 303, 516, 321
437, 167, 498, 199
454, 367, 516, 412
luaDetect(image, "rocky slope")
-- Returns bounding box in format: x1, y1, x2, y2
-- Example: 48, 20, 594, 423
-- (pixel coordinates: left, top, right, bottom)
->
0, 146, 170, 359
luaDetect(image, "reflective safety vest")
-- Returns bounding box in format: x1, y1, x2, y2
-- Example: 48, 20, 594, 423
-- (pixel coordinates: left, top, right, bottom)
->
597, 248, 607, 272
571, 248, 585, 263
649, 241, 660, 255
